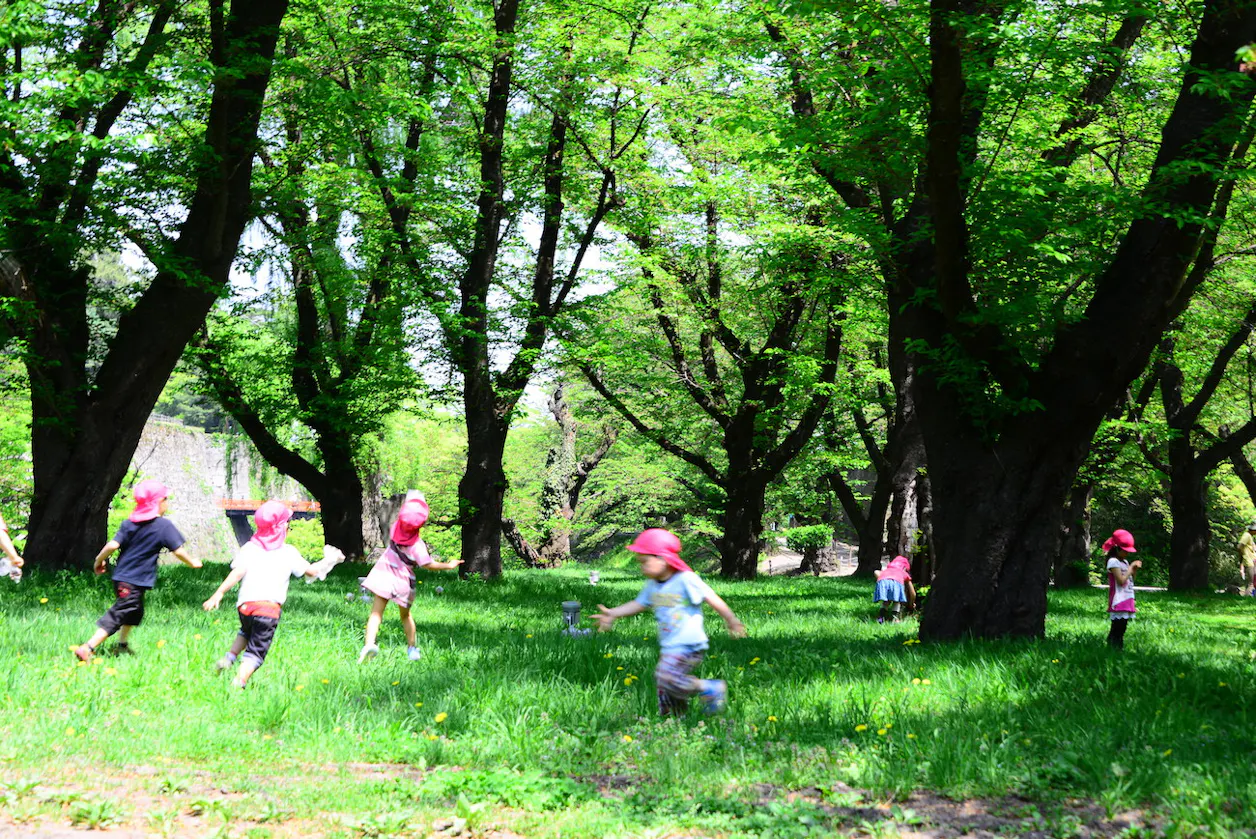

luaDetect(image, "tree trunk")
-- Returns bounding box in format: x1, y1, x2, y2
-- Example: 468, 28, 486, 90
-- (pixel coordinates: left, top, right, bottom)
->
1054, 481, 1094, 588
458, 410, 508, 578
852, 479, 892, 578
1167, 439, 1211, 590
317, 446, 366, 561
718, 476, 768, 579
800, 542, 839, 575
911, 469, 936, 586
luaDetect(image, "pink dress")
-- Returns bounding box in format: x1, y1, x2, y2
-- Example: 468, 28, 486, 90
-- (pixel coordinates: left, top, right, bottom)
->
363, 541, 432, 608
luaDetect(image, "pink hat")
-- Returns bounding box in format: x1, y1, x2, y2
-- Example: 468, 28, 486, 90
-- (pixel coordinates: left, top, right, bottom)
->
626, 528, 692, 573
250, 501, 293, 551
1102, 529, 1137, 554
129, 480, 170, 523
888, 555, 911, 572
390, 492, 430, 547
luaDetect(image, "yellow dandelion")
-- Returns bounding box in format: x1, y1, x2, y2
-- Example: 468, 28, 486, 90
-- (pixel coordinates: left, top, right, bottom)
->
414, 702, 423, 708
295, 685, 305, 692
391, 681, 400, 686
624, 677, 633, 685
604, 652, 614, 658
616, 666, 624, 671
1163, 748, 1173, 757
911, 678, 921, 685
525, 634, 533, 638
767, 716, 778, 722
321, 679, 330, 684
194, 634, 202, 640
65, 727, 76, 736
40, 598, 48, 604
885, 723, 892, 729
921, 679, 931, 685
855, 724, 868, 732
622, 735, 633, 743
156, 639, 166, 648
427, 733, 438, 741
104, 667, 117, 676
906, 733, 916, 739
130, 710, 141, 717
1051, 659, 1059, 664
333, 727, 342, 733
434, 712, 448, 723
262, 734, 273, 741
1219, 681, 1228, 687
877, 728, 887, 735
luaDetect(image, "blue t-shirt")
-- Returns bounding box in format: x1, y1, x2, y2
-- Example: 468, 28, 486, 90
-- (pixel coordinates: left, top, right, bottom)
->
634, 571, 716, 650
111, 518, 186, 589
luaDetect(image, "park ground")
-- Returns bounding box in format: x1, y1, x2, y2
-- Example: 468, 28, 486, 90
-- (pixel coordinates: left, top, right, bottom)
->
0, 560, 1253, 838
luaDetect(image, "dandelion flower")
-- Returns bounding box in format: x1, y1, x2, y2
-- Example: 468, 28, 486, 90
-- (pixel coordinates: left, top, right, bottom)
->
1163, 748, 1172, 757
767, 716, 778, 722
616, 666, 624, 671
604, 652, 614, 659
624, 677, 633, 685
295, 685, 305, 692
885, 723, 892, 729
622, 735, 633, 743
1219, 681, 1228, 687
321, 679, 330, 684
392, 681, 400, 686
1051, 659, 1059, 664
40, 598, 48, 604
434, 712, 448, 723
130, 710, 141, 717
415, 702, 423, 708
156, 639, 167, 648
65, 727, 76, 736
912, 678, 921, 685
104, 667, 117, 676
194, 634, 203, 640
525, 634, 532, 638
877, 728, 887, 735
855, 724, 868, 732
262, 734, 273, 741
906, 733, 916, 739
921, 679, 931, 685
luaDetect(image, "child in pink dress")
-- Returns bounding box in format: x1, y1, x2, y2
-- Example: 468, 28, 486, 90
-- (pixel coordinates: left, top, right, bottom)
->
1103, 528, 1141, 650
358, 491, 462, 663
874, 555, 916, 623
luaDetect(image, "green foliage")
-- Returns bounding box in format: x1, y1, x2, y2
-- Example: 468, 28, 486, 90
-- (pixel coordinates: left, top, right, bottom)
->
417, 768, 592, 811
284, 518, 325, 562
784, 525, 832, 554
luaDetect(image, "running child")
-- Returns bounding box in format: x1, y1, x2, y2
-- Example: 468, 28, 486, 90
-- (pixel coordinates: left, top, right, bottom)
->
1103, 528, 1141, 650
595, 528, 746, 716
202, 500, 343, 688
75, 480, 201, 661
874, 555, 916, 623
358, 491, 462, 663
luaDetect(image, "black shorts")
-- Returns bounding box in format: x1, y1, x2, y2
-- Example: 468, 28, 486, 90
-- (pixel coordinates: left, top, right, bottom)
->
97, 583, 148, 634
237, 610, 281, 668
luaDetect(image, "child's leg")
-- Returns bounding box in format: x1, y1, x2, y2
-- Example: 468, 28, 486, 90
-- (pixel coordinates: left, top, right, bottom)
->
360, 596, 388, 661
233, 614, 279, 687
78, 585, 144, 660
216, 633, 248, 671
399, 606, 417, 647
654, 649, 705, 716
1107, 617, 1127, 649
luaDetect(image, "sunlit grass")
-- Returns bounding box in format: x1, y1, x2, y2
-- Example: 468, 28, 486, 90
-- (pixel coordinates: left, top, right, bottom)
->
1, 563, 1253, 836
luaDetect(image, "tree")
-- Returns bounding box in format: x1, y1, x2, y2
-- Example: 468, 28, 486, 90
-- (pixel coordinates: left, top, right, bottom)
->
0, 0, 290, 569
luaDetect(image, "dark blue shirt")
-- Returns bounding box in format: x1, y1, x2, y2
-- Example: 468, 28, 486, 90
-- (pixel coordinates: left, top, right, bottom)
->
111, 517, 186, 589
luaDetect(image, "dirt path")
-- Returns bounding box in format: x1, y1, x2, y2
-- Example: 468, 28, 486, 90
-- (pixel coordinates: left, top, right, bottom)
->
758, 540, 858, 576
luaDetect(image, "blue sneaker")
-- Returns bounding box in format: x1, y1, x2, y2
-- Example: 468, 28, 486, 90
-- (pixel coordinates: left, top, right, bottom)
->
698, 680, 727, 714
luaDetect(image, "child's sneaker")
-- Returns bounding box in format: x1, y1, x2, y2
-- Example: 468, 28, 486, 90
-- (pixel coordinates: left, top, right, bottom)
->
214, 656, 234, 672
73, 644, 93, 663
115, 643, 135, 656
406, 645, 422, 661
698, 679, 727, 714
358, 644, 379, 664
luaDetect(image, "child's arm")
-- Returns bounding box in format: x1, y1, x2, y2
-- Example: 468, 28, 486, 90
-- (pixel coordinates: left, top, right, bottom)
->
905, 580, 917, 611
422, 558, 464, 571
703, 592, 747, 637
203, 567, 247, 611
0, 528, 23, 568
93, 541, 121, 575
171, 546, 202, 569
595, 601, 648, 631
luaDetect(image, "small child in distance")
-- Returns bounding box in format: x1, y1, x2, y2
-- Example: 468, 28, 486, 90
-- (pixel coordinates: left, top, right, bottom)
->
874, 555, 916, 623
0, 513, 23, 582
203, 501, 341, 688
596, 529, 746, 716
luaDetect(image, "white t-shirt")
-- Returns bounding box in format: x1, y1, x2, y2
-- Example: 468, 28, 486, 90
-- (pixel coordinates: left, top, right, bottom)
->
1106, 557, 1136, 613
634, 571, 717, 650
232, 542, 310, 606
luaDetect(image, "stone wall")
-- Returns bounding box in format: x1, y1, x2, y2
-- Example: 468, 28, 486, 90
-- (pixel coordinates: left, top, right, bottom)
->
130, 417, 304, 562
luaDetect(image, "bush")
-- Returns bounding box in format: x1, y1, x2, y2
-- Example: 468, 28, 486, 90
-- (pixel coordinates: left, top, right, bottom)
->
285, 517, 325, 561
785, 525, 832, 554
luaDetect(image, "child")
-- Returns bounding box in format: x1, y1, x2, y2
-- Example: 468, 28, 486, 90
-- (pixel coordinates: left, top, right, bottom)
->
595, 528, 746, 716
1104, 528, 1141, 650
75, 480, 201, 661
358, 491, 462, 663
874, 555, 916, 623
202, 501, 341, 688
0, 513, 23, 582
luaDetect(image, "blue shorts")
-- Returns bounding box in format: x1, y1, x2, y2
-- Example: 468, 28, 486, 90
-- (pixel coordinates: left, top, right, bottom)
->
874, 579, 907, 603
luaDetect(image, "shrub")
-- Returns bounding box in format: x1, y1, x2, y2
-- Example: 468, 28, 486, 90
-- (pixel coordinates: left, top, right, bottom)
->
785, 525, 832, 554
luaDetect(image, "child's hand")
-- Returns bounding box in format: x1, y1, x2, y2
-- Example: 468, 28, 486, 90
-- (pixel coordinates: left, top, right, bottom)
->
725, 618, 747, 638
595, 605, 616, 632
203, 593, 222, 611
93, 557, 107, 575
10, 554, 22, 568
1130, 560, 1143, 570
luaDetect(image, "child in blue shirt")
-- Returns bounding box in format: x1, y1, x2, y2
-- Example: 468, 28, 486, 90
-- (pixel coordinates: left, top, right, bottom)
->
74, 480, 201, 660
596, 529, 746, 715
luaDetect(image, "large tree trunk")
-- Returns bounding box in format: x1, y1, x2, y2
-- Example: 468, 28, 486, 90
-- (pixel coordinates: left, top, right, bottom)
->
1054, 482, 1094, 589
16, 0, 289, 571
1167, 440, 1211, 590
458, 407, 509, 578
911, 469, 936, 586
718, 475, 768, 579
318, 444, 366, 560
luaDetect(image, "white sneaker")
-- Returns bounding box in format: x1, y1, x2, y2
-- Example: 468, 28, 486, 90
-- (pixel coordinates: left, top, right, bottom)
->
407, 645, 422, 661
358, 644, 379, 663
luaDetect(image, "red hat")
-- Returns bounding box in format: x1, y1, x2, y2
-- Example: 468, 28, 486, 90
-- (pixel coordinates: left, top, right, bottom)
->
888, 555, 911, 572
129, 480, 170, 523
250, 500, 293, 551
1102, 529, 1137, 554
390, 492, 430, 547
626, 528, 692, 573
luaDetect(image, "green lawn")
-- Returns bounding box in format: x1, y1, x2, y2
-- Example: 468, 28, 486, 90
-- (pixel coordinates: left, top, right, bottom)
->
0, 563, 1253, 837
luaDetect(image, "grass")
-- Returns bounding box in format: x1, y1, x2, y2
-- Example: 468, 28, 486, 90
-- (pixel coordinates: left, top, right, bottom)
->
1, 562, 1254, 837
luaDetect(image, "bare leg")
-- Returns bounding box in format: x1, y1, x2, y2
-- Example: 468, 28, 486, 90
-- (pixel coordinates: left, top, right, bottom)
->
234, 659, 260, 687
118, 626, 134, 644
400, 606, 416, 647
85, 628, 110, 649
364, 596, 388, 648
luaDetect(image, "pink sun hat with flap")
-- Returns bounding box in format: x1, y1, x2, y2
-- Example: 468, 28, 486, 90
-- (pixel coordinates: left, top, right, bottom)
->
626, 528, 692, 573
390, 491, 430, 547
128, 480, 170, 523
250, 500, 293, 551
1101, 529, 1136, 554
